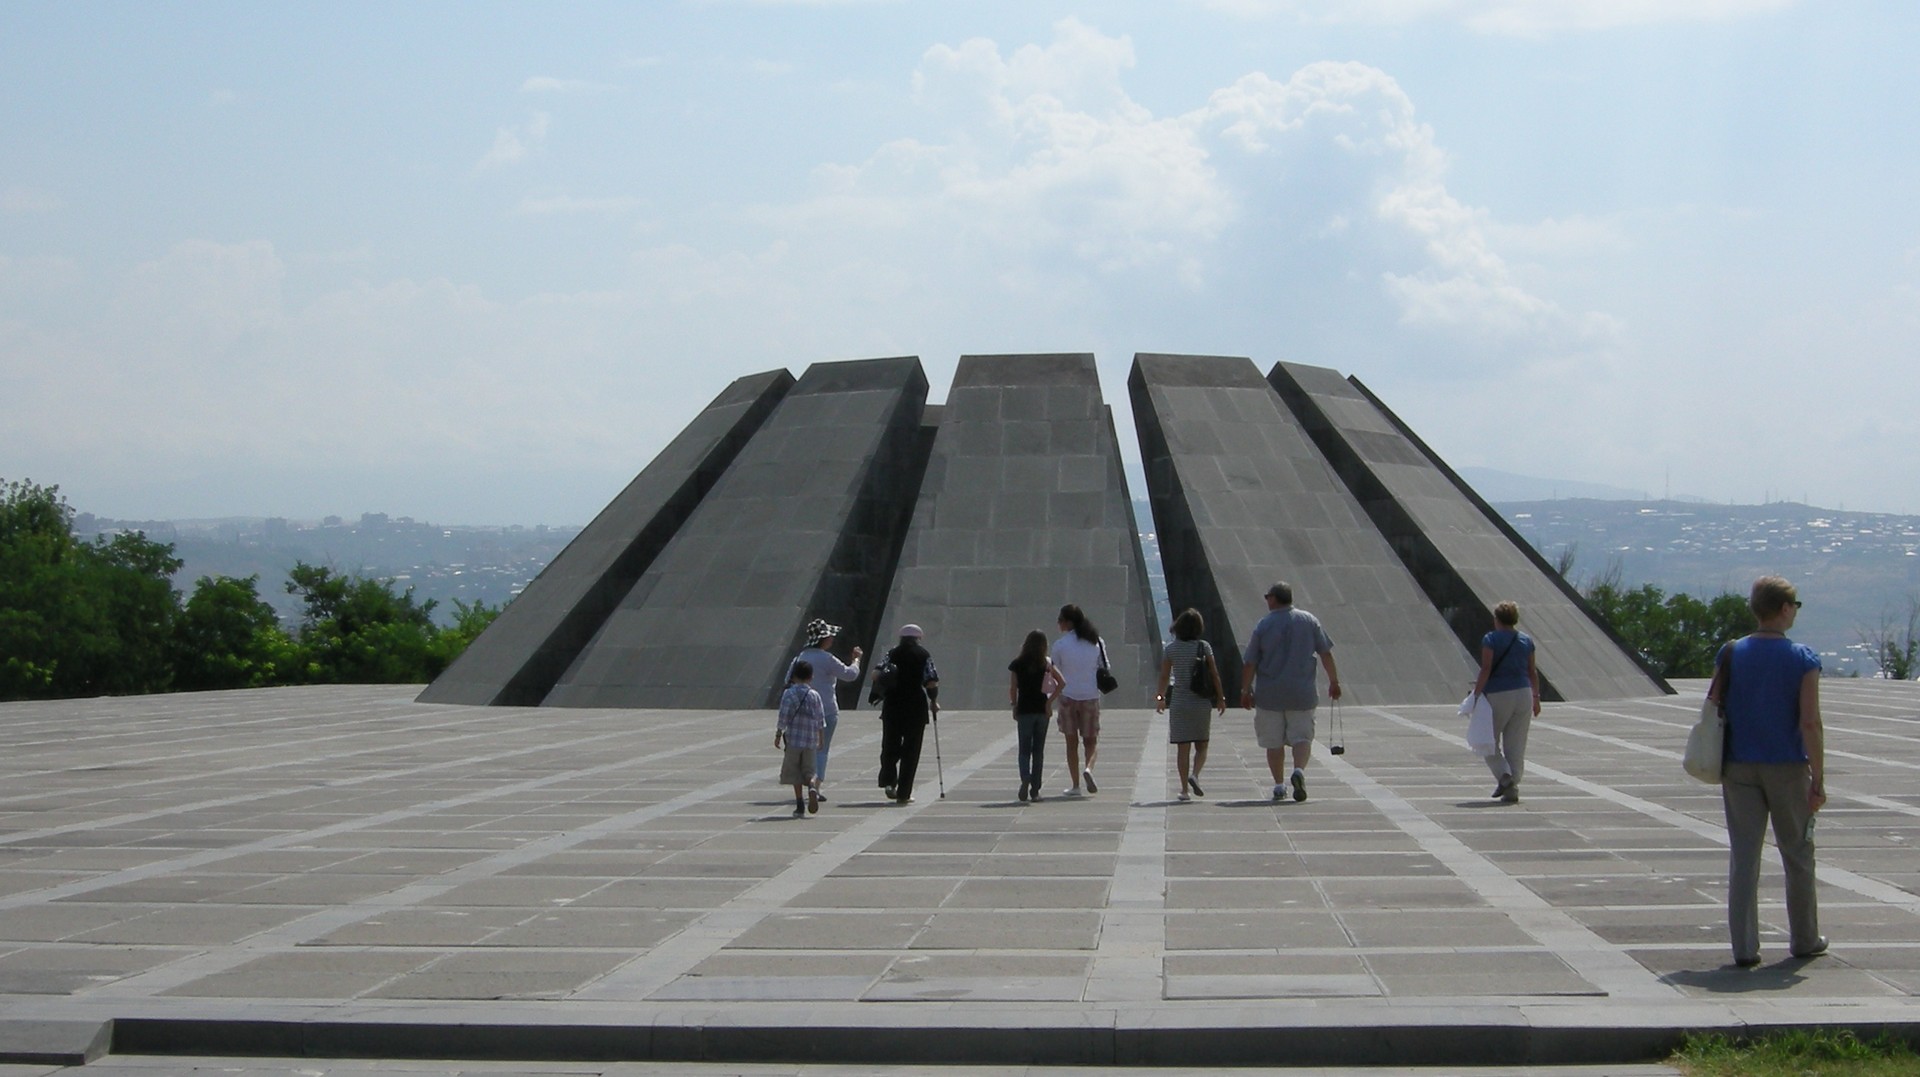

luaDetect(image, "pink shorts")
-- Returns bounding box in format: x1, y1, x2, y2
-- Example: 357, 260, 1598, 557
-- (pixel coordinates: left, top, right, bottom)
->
1056, 697, 1101, 740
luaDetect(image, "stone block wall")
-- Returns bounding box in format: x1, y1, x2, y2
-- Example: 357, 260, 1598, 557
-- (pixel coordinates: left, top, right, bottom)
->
875, 354, 1160, 710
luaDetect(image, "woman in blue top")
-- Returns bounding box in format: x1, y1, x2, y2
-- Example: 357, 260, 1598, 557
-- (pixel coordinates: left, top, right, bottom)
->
1708, 575, 1827, 968
1469, 601, 1539, 804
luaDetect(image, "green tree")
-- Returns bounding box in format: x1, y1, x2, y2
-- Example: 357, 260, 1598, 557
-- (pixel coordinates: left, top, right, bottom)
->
1584, 577, 1752, 679
284, 562, 444, 684
80, 529, 185, 694
5, 478, 503, 697
0, 479, 182, 699
431, 598, 502, 669
172, 575, 294, 691
0, 480, 71, 697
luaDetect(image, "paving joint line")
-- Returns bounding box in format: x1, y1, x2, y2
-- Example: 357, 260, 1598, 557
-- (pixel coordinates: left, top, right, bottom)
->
1323, 735, 1681, 1001
1375, 709, 1920, 918
573, 724, 1022, 1001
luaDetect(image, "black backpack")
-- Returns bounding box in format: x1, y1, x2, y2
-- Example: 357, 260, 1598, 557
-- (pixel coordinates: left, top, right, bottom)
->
867, 660, 896, 706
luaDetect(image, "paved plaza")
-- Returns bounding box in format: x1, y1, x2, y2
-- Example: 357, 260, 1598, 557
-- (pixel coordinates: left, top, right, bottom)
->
1, 681, 1917, 1068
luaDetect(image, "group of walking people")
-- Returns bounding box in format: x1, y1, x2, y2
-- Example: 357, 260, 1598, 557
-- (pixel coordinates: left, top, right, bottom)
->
773, 616, 938, 814
777, 584, 1353, 811
774, 574, 1829, 970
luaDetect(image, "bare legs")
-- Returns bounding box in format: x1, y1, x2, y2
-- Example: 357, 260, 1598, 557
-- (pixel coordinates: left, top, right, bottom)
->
1063, 733, 1099, 792
1176, 741, 1209, 796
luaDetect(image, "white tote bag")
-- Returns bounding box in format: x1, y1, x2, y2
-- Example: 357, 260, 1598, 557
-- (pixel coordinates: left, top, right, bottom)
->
1682, 696, 1725, 784
1459, 692, 1496, 755
1684, 647, 1732, 784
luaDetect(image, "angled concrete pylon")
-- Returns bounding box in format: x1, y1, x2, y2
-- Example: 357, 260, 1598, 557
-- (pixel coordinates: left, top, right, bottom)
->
1130, 353, 1474, 705
543, 357, 930, 710
1267, 361, 1671, 700
875, 354, 1160, 709
417, 368, 794, 706
422, 350, 1664, 710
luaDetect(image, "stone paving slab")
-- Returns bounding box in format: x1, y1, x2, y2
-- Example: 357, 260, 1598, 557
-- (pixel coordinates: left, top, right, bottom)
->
1, 681, 1917, 1067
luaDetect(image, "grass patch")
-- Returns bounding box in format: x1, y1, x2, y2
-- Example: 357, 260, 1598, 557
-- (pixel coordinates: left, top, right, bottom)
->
1674, 1029, 1920, 1076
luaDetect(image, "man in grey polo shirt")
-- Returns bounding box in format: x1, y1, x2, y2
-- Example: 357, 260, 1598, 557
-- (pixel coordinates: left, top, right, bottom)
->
1239, 581, 1341, 802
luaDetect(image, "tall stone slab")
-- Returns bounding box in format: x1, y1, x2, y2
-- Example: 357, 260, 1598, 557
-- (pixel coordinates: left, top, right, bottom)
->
1268, 362, 1670, 700
417, 369, 794, 706
877, 354, 1160, 710
542, 357, 930, 710
1130, 354, 1473, 705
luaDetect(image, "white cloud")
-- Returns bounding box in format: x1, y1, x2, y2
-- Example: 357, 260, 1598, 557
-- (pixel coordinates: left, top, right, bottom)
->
2, 186, 64, 213
520, 76, 617, 94
27, 17, 1898, 523
117, 239, 287, 346
1190, 0, 1796, 35
516, 195, 645, 215
475, 112, 551, 170
510, 193, 645, 215
701, 0, 902, 6
727, 25, 1599, 354
1486, 213, 1633, 258
11, 21, 1638, 522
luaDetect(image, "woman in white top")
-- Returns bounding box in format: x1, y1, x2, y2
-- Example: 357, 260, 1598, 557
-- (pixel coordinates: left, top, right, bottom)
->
1051, 603, 1108, 796
788, 618, 862, 797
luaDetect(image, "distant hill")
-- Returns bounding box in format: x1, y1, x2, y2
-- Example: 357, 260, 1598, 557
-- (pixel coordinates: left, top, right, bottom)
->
1491, 498, 1920, 676
1458, 467, 1677, 503
74, 513, 582, 628
87, 494, 1920, 679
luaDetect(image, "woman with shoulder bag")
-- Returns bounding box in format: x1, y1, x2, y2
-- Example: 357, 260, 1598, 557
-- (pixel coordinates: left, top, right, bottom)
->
1470, 601, 1539, 804
1051, 604, 1108, 796
1156, 608, 1225, 802
1709, 575, 1827, 968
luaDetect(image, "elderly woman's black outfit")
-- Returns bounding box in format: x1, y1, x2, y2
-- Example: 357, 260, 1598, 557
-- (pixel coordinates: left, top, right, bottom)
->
877, 638, 937, 803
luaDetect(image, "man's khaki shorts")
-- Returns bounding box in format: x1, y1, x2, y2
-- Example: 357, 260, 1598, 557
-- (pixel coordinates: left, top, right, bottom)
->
1254, 707, 1315, 749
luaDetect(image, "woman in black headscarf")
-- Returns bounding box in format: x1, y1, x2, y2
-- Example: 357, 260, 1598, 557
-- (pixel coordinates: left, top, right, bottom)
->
876, 623, 939, 804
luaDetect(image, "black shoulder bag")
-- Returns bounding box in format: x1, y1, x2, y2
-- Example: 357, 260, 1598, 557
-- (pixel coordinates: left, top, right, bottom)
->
1095, 639, 1119, 695
1186, 640, 1217, 701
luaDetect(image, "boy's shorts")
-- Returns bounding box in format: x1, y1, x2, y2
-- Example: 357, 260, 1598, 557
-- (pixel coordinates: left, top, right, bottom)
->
780, 747, 818, 786
1056, 697, 1101, 739
1254, 707, 1315, 749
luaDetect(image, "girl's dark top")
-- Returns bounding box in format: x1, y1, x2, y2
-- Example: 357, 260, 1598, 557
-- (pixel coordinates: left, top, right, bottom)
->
879, 640, 936, 724
1008, 655, 1050, 716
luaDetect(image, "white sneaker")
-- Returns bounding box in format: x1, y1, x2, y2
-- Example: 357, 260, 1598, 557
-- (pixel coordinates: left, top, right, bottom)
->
1082, 768, 1098, 794
1062, 787, 1084, 797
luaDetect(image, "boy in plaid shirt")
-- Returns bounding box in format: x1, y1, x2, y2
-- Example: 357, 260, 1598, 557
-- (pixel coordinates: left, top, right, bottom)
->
775, 661, 827, 818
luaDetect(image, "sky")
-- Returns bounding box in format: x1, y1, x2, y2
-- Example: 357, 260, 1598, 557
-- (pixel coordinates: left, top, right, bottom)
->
3, 1, 1917, 525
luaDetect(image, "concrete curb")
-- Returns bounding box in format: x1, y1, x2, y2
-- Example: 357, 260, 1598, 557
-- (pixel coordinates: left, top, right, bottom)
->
0, 1019, 113, 1066
98, 1014, 1920, 1068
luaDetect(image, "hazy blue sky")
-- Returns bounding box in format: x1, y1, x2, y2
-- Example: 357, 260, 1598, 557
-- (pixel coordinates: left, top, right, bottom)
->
4, 1, 1916, 524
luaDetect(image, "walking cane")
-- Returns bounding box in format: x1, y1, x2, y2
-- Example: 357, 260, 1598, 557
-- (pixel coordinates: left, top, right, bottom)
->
931, 704, 946, 798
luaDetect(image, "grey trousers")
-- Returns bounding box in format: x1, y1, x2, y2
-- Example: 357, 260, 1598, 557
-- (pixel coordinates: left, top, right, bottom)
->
1481, 686, 1532, 784
1721, 761, 1820, 962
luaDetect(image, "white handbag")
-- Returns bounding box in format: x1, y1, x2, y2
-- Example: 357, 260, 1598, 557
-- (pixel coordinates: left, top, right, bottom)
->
1459, 692, 1496, 755
1683, 695, 1725, 784
1683, 648, 1732, 784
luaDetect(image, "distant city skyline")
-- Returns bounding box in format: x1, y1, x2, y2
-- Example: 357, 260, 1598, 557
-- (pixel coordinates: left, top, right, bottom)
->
5, 3, 1916, 523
